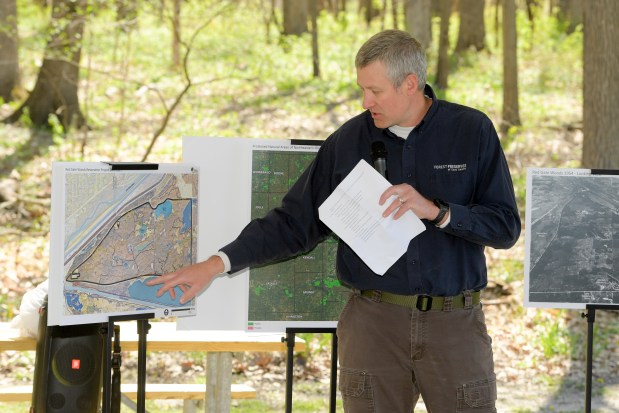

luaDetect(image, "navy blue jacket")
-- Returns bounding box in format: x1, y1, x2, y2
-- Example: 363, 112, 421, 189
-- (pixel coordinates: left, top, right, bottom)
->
222, 85, 521, 296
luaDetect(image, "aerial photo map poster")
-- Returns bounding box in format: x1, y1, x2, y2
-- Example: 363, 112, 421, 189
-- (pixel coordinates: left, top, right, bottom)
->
247, 148, 347, 331
524, 168, 619, 309
180, 137, 349, 332
48, 162, 198, 326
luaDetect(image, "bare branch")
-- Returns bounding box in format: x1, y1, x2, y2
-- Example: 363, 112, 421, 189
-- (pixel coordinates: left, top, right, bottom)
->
141, 2, 235, 161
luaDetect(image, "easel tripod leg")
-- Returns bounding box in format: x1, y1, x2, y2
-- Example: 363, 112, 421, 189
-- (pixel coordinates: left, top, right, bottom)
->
584, 308, 596, 413
329, 331, 338, 413
137, 319, 151, 413
284, 331, 296, 413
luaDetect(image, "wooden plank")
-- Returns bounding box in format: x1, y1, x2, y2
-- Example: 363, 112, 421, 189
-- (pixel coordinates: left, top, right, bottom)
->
122, 383, 256, 400
0, 322, 306, 353
0, 383, 256, 402
116, 322, 304, 352
0, 327, 35, 352
0, 386, 32, 402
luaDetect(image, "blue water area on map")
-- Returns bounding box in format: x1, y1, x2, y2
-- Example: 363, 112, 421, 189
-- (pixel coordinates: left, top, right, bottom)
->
181, 201, 192, 233
155, 199, 173, 219
138, 223, 148, 238
130, 277, 184, 307
65, 292, 83, 311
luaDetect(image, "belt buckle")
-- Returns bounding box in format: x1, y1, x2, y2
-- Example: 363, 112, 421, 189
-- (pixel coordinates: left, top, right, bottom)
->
415, 295, 433, 311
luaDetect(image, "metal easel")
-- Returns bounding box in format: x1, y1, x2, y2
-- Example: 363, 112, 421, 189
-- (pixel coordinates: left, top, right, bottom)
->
282, 327, 338, 413
102, 313, 154, 413
581, 304, 618, 413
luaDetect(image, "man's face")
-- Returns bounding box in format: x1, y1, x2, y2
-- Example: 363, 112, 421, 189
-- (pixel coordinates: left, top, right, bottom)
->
356, 60, 417, 128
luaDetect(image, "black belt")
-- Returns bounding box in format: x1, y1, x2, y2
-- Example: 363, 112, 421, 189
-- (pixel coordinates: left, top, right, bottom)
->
360, 290, 481, 311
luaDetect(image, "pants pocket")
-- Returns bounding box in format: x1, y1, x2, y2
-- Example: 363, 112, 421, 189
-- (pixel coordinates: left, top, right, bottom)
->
457, 376, 497, 412
339, 367, 375, 412
339, 367, 372, 398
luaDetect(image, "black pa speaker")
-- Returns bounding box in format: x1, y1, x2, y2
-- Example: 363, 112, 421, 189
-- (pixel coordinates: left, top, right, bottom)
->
31, 297, 105, 413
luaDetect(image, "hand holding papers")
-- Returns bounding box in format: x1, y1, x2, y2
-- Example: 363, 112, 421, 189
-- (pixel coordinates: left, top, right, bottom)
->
318, 160, 426, 275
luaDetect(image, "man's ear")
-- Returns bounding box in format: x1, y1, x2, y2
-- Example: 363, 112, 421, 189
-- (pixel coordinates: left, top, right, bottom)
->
404, 74, 419, 95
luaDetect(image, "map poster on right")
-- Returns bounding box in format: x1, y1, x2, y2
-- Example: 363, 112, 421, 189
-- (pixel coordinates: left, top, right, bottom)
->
524, 168, 619, 309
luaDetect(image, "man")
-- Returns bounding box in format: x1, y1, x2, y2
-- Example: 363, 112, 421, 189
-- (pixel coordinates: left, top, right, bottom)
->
148, 30, 521, 412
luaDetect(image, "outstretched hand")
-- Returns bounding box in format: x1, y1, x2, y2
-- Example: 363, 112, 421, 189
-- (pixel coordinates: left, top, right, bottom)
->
146, 255, 225, 304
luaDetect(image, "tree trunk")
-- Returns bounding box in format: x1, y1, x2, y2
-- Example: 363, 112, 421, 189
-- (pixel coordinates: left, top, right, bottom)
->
392, 0, 399, 29
0, 0, 19, 102
261, 0, 278, 44
310, 0, 320, 78
494, 0, 500, 49
4, 0, 87, 131
283, 0, 308, 35
455, 0, 486, 52
435, 0, 451, 89
360, 0, 374, 26
172, 0, 182, 68
558, 0, 583, 34
582, 0, 619, 169
501, 0, 520, 131
115, 0, 138, 31
405, 0, 432, 49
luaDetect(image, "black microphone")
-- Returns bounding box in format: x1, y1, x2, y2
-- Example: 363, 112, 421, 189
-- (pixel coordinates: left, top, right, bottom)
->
371, 141, 388, 179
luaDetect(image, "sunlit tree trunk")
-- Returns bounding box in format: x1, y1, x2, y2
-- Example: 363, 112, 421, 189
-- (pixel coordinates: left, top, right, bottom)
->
0, 0, 19, 102
502, 0, 520, 131
455, 0, 486, 52
283, 0, 308, 35
360, 0, 373, 25
115, 0, 137, 31
310, 0, 320, 78
558, 0, 582, 34
172, 0, 182, 68
405, 0, 431, 49
435, 0, 451, 89
392, 0, 399, 29
582, 0, 619, 168
4, 0, 87, 130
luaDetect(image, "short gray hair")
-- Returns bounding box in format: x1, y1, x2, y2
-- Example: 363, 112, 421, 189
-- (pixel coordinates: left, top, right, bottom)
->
355, 30, 427, 90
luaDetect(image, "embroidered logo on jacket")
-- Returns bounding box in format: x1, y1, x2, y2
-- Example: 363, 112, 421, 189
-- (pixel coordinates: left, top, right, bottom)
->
433, 164, 467, 172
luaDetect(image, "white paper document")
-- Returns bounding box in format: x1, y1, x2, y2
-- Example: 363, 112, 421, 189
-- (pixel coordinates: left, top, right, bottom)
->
318, 160, 426, 275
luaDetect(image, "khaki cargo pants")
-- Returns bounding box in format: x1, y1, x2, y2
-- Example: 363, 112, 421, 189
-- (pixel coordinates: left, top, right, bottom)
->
337, 290, 497, 412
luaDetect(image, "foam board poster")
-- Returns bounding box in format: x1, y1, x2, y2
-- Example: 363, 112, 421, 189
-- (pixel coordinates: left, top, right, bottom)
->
524, 168, 619, 309
48, 162, 198, 326
179, 137, 348, 332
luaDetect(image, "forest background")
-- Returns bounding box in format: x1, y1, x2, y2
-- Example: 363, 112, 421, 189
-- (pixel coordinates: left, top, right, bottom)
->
0, 0, 618, 412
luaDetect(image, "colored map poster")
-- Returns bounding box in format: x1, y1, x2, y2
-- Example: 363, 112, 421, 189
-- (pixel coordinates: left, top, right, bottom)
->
48, 163, 198, 326
524, 168, 619, 309
247, 149, 348, 331
179, 137, 349, 332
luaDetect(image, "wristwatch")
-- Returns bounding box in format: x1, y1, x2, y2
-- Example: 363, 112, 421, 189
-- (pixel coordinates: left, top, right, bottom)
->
430, 199, 449, 226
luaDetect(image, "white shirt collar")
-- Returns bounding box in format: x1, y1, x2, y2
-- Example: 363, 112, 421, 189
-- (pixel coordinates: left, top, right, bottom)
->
388, 124, 415, 139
